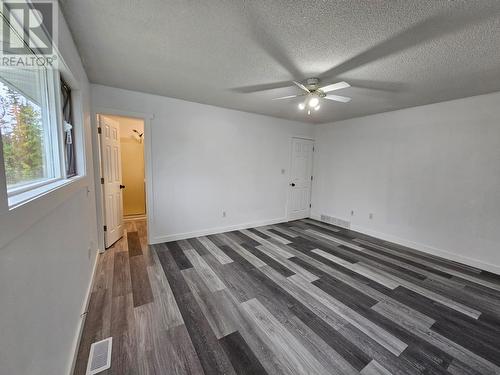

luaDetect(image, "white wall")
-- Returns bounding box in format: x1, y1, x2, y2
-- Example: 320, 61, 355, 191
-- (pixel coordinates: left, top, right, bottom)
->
0, 9, 99, 375
91, 85, 313, 243
312, 91, 500, 274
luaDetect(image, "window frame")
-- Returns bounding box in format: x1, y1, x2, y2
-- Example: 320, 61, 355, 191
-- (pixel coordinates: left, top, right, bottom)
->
0, 67, 65, 203
0, 5, 89, 246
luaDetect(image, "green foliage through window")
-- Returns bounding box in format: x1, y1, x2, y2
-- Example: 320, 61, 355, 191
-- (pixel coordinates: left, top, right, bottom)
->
0, 80, 46, 188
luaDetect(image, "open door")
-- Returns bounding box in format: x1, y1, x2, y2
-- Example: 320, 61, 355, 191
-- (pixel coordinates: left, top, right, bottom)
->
287, 137, 314, 220
98, 115, 124, 247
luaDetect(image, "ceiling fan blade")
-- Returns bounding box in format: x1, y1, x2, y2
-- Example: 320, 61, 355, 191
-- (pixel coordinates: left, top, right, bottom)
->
292, 81, 310, 93
324, 94, 352, 103
271, 94, 302, 100
231, 80, 294, 93
320, 81, 350, 93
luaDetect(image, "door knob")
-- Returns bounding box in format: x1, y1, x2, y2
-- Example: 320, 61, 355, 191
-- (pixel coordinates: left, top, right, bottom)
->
120, 184, 125, 189
290, 183, 296, 187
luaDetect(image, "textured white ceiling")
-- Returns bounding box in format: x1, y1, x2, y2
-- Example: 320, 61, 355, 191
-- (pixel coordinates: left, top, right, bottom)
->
60, 0, 500, 124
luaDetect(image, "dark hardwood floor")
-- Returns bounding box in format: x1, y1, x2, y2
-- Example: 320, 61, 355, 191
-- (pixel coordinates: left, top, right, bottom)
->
74, 218, 500, 374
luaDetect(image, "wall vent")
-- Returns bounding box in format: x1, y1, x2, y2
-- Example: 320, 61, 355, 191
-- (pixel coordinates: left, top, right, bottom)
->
86, 337, 112, 375
319, 214, 351, 229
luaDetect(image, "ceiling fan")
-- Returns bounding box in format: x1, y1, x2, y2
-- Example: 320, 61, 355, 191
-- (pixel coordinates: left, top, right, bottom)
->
272, 78, 351, 115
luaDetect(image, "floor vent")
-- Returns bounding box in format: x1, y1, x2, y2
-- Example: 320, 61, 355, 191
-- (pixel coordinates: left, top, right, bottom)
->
320, 214, 351, 229
86, 337, 112, 375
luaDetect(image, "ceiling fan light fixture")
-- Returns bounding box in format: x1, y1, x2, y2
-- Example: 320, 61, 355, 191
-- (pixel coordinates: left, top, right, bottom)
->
308, 96, 319, 108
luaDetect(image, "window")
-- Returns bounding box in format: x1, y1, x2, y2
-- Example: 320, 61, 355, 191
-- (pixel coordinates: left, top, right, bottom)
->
0, 65, 67, 205
0, 2, 81, 211
0, 75, 45, 187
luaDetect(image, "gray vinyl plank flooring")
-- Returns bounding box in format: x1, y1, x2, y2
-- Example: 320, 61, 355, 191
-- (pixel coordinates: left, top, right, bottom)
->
254, 226, 292, 244
217, 233, 267, 268
240, 229, 295, 259
255, 244, 319, 281
240, 298, 330, 375
182, 267, 238, 339
269, 226, 299, 238
74, 218, 500, 375
361, 360, 393, 375
197, 236, 234, 264
312, 248, 401, 289
288, 273, 408, 356
181, 247, 227, 292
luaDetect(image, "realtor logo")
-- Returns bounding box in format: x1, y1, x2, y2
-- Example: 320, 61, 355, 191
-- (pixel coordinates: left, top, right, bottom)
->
1, 0, 58, 67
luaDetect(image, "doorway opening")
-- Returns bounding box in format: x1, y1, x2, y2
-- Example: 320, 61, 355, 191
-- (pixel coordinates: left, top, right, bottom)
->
97, 114, 147, 248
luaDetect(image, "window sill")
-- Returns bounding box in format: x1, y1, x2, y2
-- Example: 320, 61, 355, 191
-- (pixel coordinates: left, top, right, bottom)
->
8, 176, 84, 209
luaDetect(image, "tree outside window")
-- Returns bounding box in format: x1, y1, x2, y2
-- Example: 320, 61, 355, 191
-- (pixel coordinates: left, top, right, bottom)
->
0, 80, 47, 189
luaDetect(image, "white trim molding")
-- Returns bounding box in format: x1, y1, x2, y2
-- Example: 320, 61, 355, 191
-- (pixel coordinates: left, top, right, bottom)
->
309, 214, 500, 275
92, 107, 155, 248
350, 224, 500, 276
0, 139, 7, 215
151, 217, 288, 244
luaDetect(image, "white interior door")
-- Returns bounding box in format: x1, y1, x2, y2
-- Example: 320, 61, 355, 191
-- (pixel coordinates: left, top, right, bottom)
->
287, 137, 314, 220
99, 115, 124, 248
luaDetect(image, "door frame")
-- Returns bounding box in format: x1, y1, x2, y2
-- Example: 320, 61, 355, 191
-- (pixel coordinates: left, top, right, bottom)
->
93, 107, 154, 250
286, 136, 315, 221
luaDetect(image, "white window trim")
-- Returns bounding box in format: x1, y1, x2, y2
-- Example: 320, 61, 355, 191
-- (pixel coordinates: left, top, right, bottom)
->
7, 175, 81, 209
1, 67, 74, 209
39, 67, 58, 181
0, 139, 8, 215
0, 11, 90, 243
7, 176, 63, 197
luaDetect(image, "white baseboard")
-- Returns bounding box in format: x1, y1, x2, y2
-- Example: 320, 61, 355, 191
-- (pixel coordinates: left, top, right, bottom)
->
309, 214, 500, 275
350, 225, 500, 275
67, 248, 101, 375
150, 217, 288, 244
